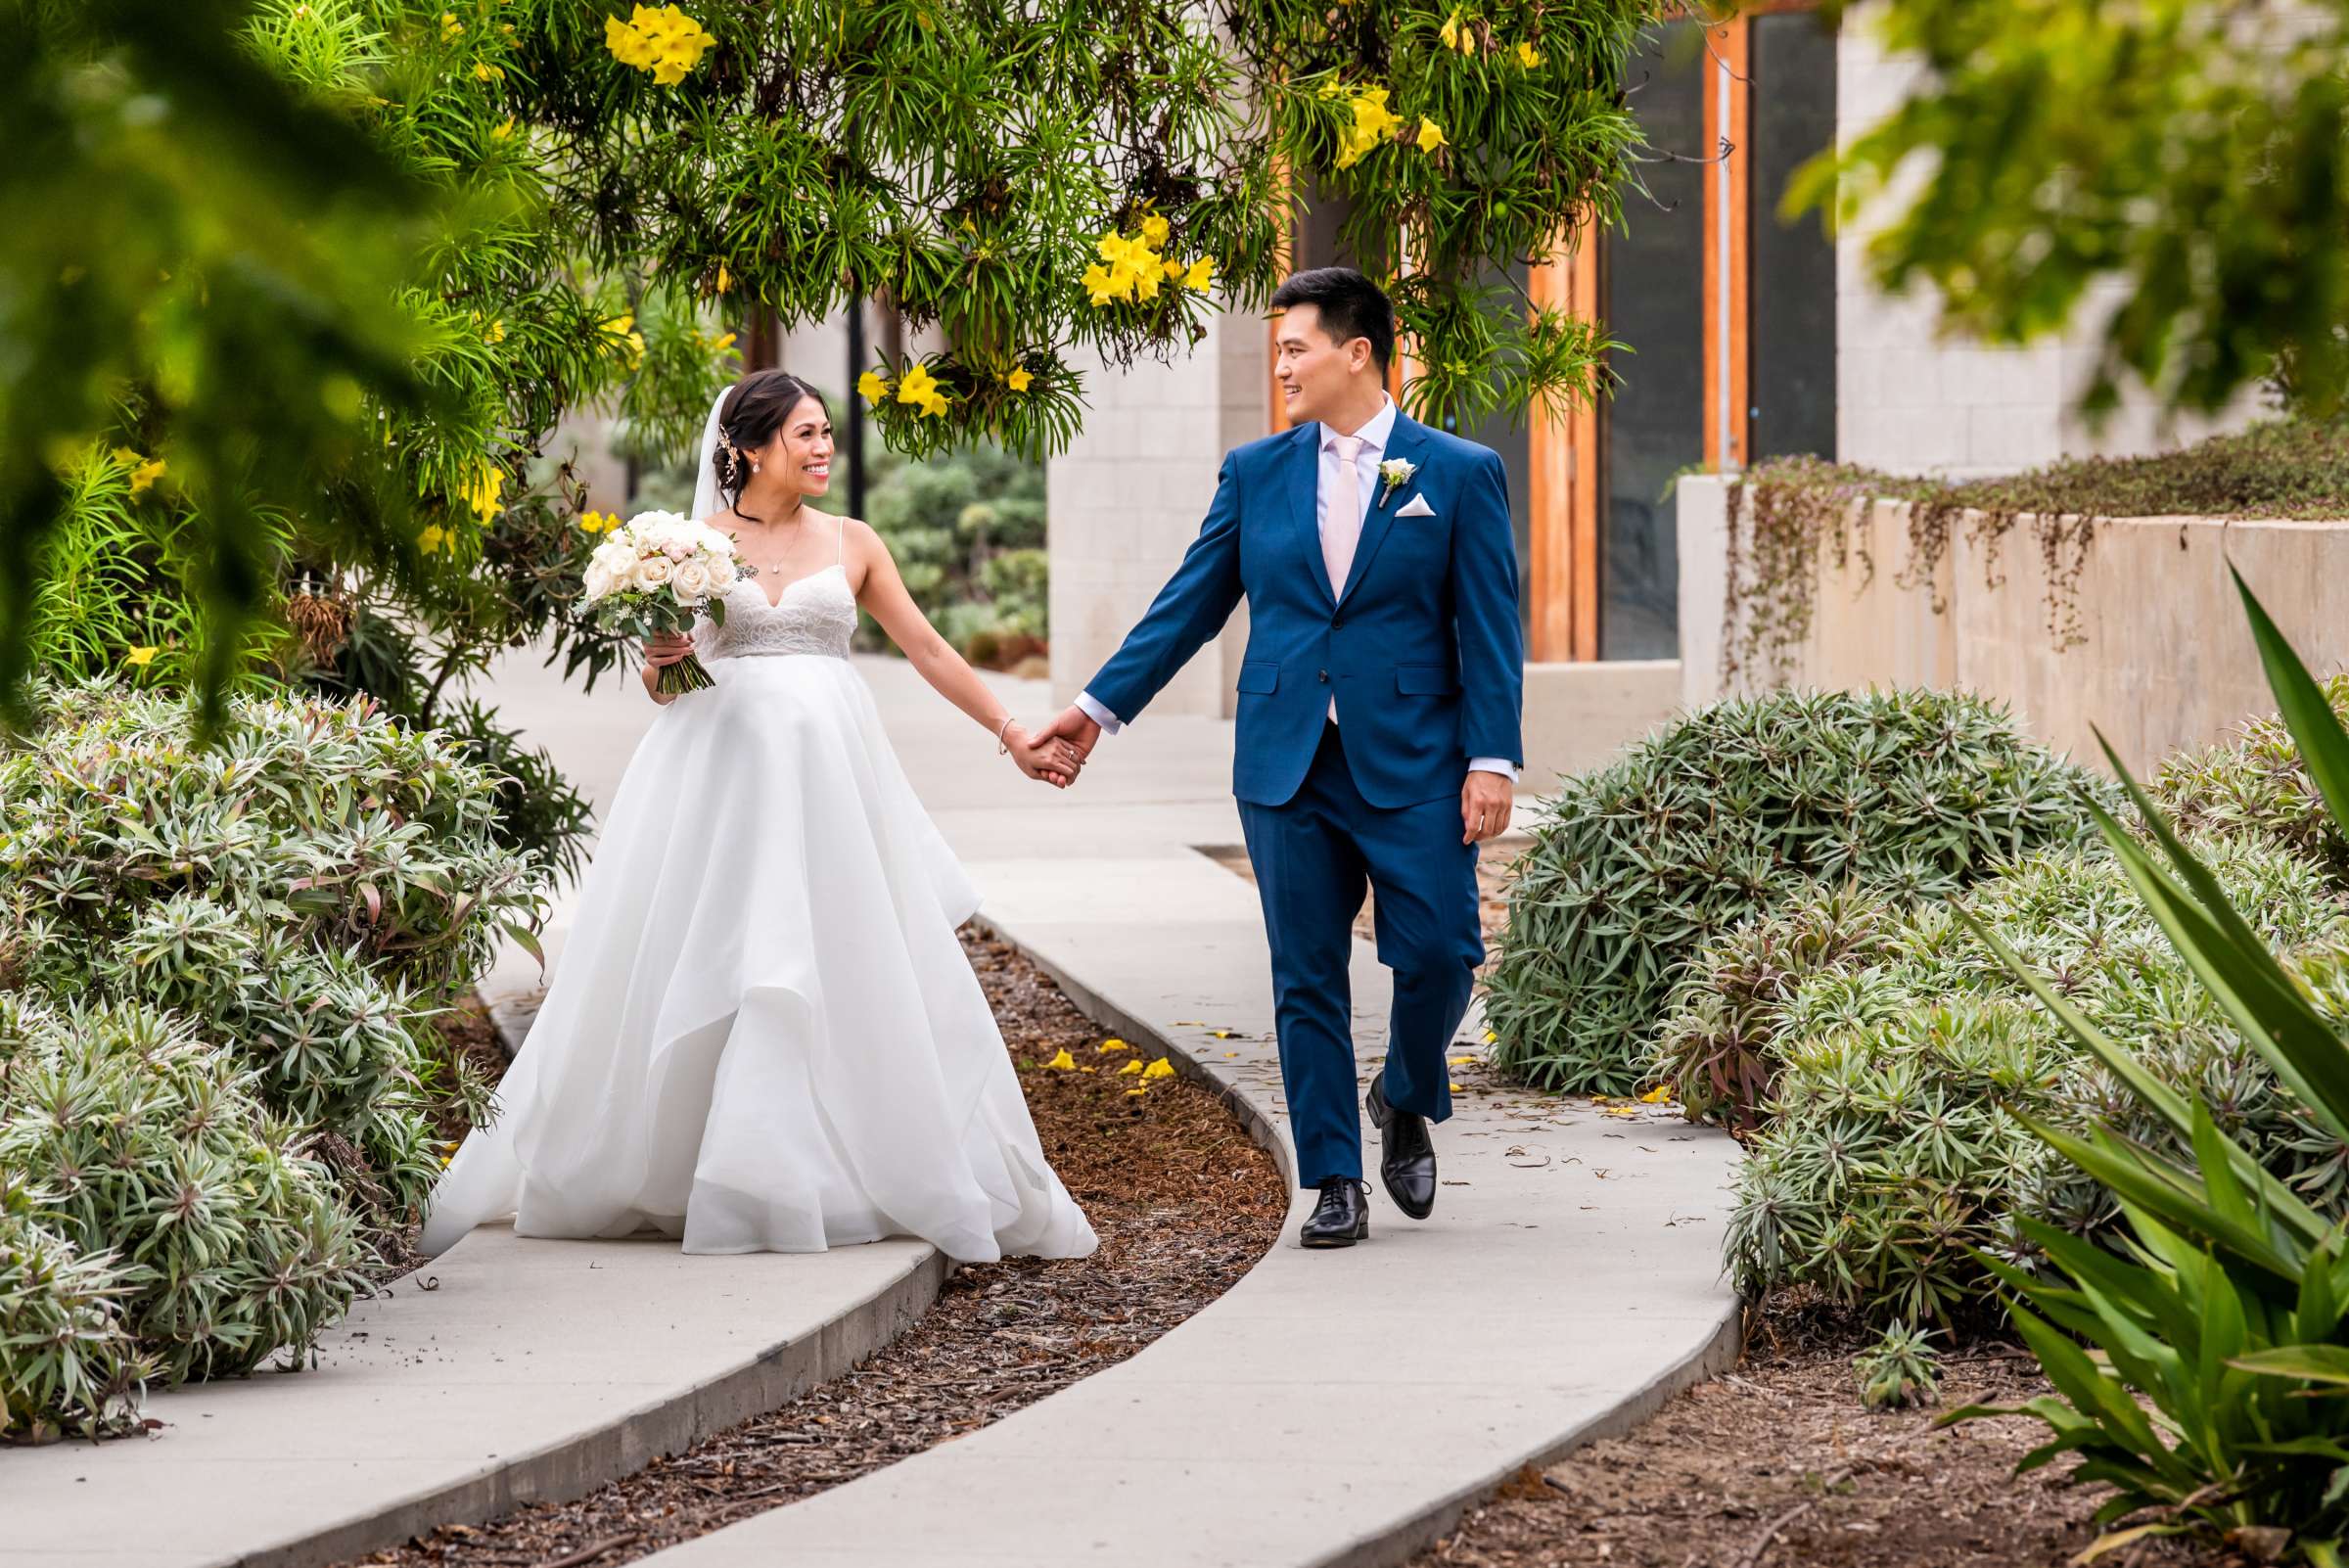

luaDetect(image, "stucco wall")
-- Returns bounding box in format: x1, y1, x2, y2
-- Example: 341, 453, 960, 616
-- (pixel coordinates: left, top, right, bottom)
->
1679, 473, 2349, 773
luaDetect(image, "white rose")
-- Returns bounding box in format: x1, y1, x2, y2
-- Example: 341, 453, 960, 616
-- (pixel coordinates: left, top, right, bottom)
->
709, 554, 738, 587
582, 561, 615, 601
636, 554, 675, 587
670, 559, 714, 602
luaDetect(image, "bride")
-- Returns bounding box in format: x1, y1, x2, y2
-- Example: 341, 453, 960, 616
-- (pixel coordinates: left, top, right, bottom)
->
420, 370, 1099, 1263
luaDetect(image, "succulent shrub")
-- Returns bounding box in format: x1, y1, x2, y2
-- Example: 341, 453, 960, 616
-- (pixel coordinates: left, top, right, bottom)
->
0, 677, 542, 1229
1719, 835, 2349, 1328
2147, 671, 2349, 891
0, 996, 364, 1439
0, 678, 539, 1436
1487, 687, 2111, 1094
1649, 885, 1905, 1131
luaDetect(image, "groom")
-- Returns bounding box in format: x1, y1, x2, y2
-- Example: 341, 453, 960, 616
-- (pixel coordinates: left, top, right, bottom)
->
1040, 266, 1525, 1248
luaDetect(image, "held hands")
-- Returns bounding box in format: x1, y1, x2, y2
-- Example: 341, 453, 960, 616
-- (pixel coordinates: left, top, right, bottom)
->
1036, 706, 1103, 765
1004, 720, 1085, 789
1007, 706, 1102, 790
1461, 770, 1512, 845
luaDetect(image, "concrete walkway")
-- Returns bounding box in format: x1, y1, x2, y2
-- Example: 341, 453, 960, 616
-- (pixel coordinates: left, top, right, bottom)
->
620, 653, 1740, 1567
12, 648, 1742, 1568
0, 1229, 942, 1568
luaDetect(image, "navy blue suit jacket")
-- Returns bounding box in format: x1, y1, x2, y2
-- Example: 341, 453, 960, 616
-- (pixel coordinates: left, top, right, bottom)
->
1084, 412, 1526, 809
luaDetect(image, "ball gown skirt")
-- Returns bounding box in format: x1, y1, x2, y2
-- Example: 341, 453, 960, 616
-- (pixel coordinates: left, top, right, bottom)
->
420, 611, 1097, 1263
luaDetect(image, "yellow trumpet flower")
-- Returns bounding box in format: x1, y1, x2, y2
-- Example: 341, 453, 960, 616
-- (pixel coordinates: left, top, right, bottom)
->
124, 646, 158, 668
1005, 367, 1034, 392
857, 370, 890, 405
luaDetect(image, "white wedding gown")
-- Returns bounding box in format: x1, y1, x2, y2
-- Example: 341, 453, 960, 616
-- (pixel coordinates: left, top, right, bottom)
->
420, 526, 1097, 1263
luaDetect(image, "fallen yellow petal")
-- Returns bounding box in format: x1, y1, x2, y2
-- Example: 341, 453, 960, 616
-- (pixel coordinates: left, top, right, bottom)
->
1044, 1047, 1076, 1071
1116, 1058, 1144, 1076
1449, 1056, 1475, 1067
1449, 1082, 1462, 1093
1126, 1087, 1148, 1097
1639, 1084, 1673, 1104
1141, 1058, 1175, 1081
1098, 1038, 1128, 1052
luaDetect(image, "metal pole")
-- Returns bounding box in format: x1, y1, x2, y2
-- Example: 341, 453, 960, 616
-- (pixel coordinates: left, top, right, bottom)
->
846, 299, 868, 520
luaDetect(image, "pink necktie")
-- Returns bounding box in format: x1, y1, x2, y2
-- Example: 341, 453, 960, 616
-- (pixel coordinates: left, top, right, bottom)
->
1322, 434, 1362, 721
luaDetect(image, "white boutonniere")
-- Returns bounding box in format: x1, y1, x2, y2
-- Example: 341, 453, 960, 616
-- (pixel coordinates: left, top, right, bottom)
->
1378, 457, 1415, 503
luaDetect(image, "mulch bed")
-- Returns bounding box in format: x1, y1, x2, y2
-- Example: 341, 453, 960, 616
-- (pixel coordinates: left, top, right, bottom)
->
1411, 1297, 2234, 1568
343, 929, 1286, 1568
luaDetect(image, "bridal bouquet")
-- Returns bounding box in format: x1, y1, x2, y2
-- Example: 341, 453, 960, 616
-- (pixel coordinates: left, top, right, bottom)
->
581, 510, 749, 695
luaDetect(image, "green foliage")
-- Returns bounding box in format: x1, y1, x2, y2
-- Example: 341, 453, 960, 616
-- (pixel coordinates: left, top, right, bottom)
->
0, 1153, 149, 1443
14, 0, 1656, 715
1712, 839, 2349, 1328
1791, 0, 2349, 421
2150, 673, 2349, 893
0, 679, 545, 1232
1650, 884, 1903, 1132
0, 996, 365, 1441
1854, 1321, 1942, 1412
1228, 0, 1644, 429
0, 679, 541, 1437
863, 444, 1051, 661
2, 0, 438, 730
1486, 687, 2109, 1094
1950, 570, 2349, 1561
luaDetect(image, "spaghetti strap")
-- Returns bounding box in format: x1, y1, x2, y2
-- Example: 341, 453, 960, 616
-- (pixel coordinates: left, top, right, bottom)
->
836, 516, 846, 568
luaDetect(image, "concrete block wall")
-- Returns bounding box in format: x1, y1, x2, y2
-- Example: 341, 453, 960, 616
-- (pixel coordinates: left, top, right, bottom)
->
1046, 309, 1268, 716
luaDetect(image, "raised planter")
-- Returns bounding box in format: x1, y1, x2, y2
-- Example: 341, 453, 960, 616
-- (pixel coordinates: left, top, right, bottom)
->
1677, 472, 2349, 772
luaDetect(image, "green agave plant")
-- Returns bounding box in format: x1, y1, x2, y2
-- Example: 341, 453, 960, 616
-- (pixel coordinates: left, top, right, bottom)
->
1953, 570, 2349, 1564
1487, 686, 2113, 1095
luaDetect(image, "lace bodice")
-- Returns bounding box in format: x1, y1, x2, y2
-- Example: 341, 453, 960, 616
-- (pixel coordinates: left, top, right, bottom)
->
694, 565, 857, 661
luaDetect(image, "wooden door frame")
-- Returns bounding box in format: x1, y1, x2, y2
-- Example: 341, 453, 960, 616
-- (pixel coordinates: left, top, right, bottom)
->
1267, 6, 1772, 663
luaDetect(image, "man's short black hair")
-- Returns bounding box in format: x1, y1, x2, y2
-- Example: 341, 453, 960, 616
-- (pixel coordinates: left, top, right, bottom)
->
1270, 267, 1395, 374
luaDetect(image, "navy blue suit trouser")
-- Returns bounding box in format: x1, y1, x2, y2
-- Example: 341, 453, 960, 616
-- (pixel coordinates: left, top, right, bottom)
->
1236, 721, 1486, 1188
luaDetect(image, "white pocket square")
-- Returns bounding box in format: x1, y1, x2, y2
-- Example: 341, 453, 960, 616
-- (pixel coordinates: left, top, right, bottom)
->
1396, 493, 1437, 518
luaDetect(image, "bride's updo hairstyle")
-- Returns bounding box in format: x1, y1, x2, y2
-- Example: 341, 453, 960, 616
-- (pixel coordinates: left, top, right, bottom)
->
714, 369, 828, 524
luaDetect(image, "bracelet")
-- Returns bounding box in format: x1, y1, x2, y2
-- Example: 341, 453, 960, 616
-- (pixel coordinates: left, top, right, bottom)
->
995, 715, 1016, 754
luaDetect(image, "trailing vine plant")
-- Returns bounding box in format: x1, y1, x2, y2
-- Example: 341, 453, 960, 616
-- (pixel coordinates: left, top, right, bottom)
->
1719, 418, 2349, 691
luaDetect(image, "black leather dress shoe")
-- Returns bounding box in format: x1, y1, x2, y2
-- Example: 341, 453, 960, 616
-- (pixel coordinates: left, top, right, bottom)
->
1300, 1177, 1370, 1248
1366, 1079, 1437, 1221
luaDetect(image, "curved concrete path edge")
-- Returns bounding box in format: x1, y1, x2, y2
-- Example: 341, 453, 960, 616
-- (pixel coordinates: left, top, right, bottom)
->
635, 819, 1746, 1568
0, 989, 949, 1568
981, 902, 1745, 1568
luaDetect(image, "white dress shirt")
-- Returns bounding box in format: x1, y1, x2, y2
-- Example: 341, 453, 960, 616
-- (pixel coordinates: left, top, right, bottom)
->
1078, 396, 1517, 783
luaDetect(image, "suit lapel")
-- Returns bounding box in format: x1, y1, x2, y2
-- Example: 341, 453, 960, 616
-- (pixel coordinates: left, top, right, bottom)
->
1338, 413, 1429, 608
1287, 424, 1335, 610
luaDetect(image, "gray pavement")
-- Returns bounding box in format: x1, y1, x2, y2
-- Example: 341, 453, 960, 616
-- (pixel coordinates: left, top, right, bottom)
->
18, 644, 1744, 1568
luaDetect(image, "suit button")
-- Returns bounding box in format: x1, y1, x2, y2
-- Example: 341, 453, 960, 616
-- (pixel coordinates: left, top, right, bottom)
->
1331, 614, 1345, 628
1317, 669, 1329, 683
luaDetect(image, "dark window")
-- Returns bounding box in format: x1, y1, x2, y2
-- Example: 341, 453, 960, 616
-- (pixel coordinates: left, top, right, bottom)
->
1599, 21, 1706, 661
1749, 12, 1839, 464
